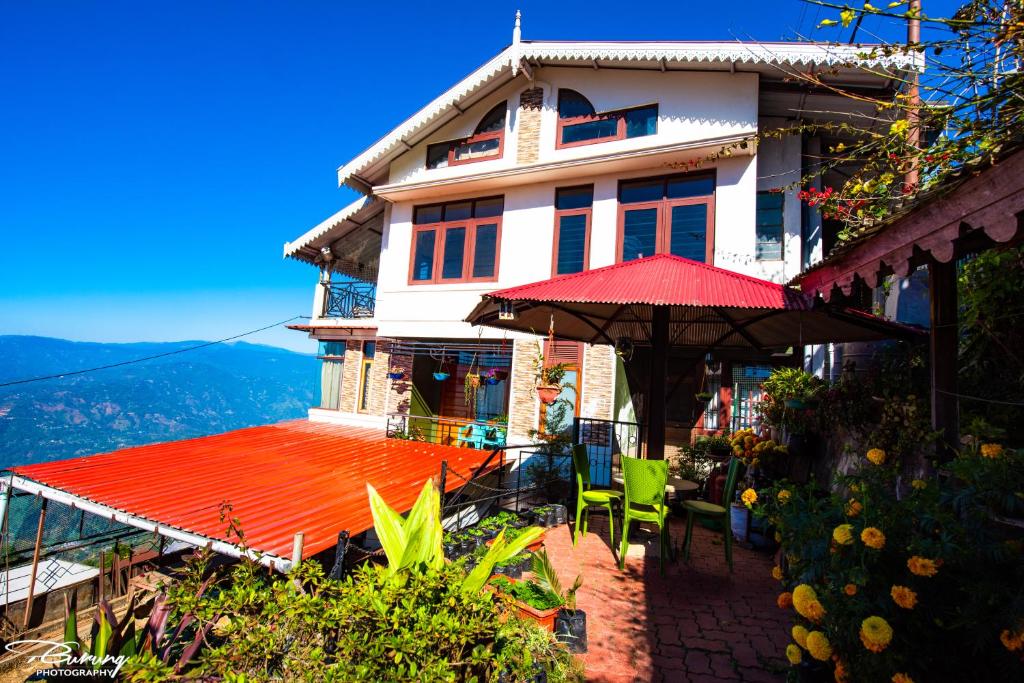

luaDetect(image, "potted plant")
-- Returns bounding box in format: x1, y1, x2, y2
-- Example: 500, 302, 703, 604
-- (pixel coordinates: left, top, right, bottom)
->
490, 576, 562, 631
387, 366, 406, 380
695, 391, 715, 402
483, 368, 503, 385
533, 344, 569, 405
533, 550, 587, 653
433, 370, 450, 381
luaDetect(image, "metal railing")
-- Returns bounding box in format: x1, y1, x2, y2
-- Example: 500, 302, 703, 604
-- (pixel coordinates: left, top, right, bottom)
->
386, 413, 508, 449
321, 280, 376, 319
572, 416, 643, 486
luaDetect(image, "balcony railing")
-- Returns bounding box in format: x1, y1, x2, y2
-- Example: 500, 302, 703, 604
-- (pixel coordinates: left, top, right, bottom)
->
386, 413, 508, 450
321, 281, 376, 319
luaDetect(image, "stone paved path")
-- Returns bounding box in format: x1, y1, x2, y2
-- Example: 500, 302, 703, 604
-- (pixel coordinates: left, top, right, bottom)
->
543, 514, 790, 682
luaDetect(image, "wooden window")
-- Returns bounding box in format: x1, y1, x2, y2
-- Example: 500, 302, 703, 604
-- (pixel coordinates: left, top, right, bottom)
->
556, 89, 657, 149
539, 341, 583, 434
552, 186, 593, 276
426, 102, 506, 169
756, 191, 785, 260
357, 341, 375, 413
409, 197, 503, 284
617, 173, 716, 264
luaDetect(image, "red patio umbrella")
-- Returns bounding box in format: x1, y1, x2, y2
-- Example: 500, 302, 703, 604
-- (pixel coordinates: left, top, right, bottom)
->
466, 254, 919, 458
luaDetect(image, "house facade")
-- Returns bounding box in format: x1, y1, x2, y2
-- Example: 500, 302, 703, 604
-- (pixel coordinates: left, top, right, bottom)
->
284, 20, 912, 451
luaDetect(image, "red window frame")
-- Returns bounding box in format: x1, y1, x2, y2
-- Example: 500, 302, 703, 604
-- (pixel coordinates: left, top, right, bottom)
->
615, 173, 716, 264
556, 104, 658, 150
408, 198, 503, 285
426, 103, 507, 169
551, 189, 593, 277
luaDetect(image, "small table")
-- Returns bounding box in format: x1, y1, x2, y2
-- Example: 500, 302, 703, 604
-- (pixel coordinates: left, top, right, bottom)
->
612, 475, 699, 497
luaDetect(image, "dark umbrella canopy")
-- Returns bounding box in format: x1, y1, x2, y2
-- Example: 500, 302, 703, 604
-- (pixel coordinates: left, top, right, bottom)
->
466, 255, 919, 458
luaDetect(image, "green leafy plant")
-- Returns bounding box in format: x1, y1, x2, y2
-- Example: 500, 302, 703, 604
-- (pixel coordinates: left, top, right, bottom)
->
531, 550, 582, 611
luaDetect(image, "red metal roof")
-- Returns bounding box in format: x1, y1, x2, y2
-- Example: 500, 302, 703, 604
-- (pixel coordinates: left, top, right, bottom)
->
484, 254, 812, 310
9, 421, 496, 562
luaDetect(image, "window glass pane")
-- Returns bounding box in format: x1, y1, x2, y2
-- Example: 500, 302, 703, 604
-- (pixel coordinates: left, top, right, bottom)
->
620, 179, 663, 204
441, 227, 466, 279
359, 361, 372, 411
625, 106, 658, 138
426, 143, 449, 169
319, 359, 343, 410
555, 186, 593, 210
667, 175, 715, 199
412, 230, 436, 280
472, 224, 498, 278
414, 205, 443, 224
363, 342, 376, 358
453, 136, 500, 162
756, 192, 785, 260
444, 202, 472, 222
669, 204, 709, 262
474, 104, 506, 134
622, 208, 658, 261
557, 90, 595, 118
561, 118, 618, 145
319, 341, 346, 357
474, 197, 504, 218
556, 213, 588, 274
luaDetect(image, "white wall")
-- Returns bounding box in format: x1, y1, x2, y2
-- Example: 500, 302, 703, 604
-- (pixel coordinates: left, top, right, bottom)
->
386, 67, 758, 187
754, 122, 804, 283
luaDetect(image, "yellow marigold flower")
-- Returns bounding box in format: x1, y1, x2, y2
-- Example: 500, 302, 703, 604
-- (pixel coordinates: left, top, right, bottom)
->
981, 443, 1004, 458
892, 674, 915, 683
845, 499, 862, 517
792, 584, 817, 611
843, 583, 858, 596
786, 643, 802, 665
860, 616, 894, 652
777, 591, 793, 609
891, 585, 918, 609
777, 489, 792, 504
741, 488, 758, 507
774, 531, 782, 542
771, 565, 783, 581
832, 524, 854, 546
911, 478, 927, 489
804, 599, 826, 622
806, 631, 832, 661
861, 527, 886, 550
867, 448, 887, 465
907, 555, 939, 577
1000, 629, 1023, 651
792, 624, 809, 649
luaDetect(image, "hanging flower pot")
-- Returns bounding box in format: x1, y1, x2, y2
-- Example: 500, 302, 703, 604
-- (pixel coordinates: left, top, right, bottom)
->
387, 368, 406, 380
695, 391, 714, 402
433, 372, 450, 381
536, 385, 560, 404
465, 373, 482, 389
491, 369, 509, 381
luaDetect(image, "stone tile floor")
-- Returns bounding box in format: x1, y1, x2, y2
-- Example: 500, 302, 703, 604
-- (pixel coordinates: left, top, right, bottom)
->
543, 514, 790, 683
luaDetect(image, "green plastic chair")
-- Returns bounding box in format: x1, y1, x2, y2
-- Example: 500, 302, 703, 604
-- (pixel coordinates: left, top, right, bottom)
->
682, 456, 742, 571
571, 444, 623, 546
617, 455, 670, 574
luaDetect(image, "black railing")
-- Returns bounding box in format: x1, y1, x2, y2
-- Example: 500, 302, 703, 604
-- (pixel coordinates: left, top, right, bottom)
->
321, 280, 376, 319
386, 413, 508, 449
572, 416, 644, 487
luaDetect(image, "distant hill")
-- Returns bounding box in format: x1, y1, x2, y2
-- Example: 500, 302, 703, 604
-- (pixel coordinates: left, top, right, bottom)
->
0, 336, 317, 468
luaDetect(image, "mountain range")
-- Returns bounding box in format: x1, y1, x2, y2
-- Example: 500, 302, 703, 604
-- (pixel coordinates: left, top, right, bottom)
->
0, 335, 317, 468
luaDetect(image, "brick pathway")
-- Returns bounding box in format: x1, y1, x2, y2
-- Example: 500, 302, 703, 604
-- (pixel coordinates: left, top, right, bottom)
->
543, 514, 790, 683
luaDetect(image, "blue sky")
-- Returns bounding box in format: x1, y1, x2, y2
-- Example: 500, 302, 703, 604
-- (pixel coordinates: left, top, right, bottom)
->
0, 1, 953, 352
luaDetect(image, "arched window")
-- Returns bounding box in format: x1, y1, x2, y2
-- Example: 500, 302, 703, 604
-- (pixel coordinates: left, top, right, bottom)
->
556, 88, 658, 148
426, 102, 506, 169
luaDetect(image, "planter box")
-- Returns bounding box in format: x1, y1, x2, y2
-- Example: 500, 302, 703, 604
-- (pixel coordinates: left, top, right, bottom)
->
514, 599, 559, 631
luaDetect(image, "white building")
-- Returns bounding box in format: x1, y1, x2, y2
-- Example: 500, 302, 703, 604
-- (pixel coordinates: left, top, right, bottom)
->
284, 17, 913, 453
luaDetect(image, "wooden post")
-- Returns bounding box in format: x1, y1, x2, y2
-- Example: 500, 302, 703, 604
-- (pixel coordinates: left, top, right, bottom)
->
930, 257, 959, 459
21, 498, 48, 630
905, 0, 922, 189
647, 305, 670, 459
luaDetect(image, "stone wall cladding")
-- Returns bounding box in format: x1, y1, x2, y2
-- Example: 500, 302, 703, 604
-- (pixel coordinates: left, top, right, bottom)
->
386, 352, 414, 416
516, 88, 544, 165
339, 341, 362, 413
582, 344, 615, 421
508, 339, 541, 439
365, 349, 391, 416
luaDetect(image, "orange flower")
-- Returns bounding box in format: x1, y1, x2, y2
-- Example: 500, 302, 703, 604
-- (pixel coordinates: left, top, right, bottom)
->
1001, 628, 1023, 651
777, 591, 793, 609
843, 583, 858, 596
861, 527, 886, 550
907, 556, 939, 577
891, 585, 918, 609
867, 448, 887, 465
845, 499, 862, 517
980, 443, 1004, 458
892, 674, 915, 683
834, 658, 850, 683
771, 565, 783, 581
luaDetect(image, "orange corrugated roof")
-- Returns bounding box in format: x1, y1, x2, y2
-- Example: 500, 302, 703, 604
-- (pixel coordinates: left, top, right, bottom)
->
9, 421, 496, 561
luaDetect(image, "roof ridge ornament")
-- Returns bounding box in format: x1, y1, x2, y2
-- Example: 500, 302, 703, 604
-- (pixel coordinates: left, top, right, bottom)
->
511, 10, 522, 76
